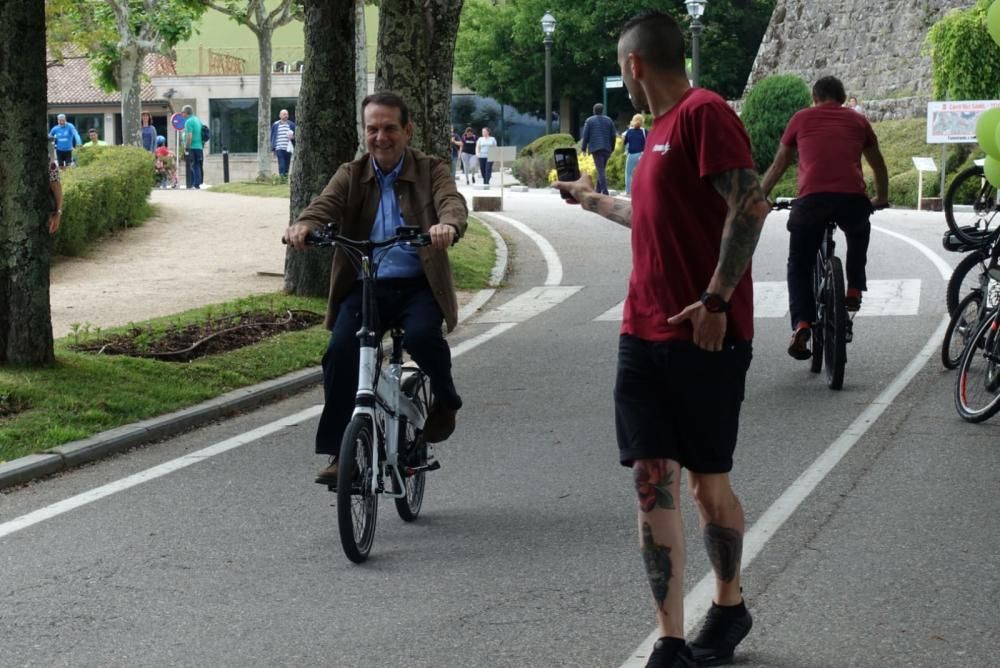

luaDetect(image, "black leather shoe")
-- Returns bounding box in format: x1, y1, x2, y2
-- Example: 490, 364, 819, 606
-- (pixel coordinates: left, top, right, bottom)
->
314, 459, 338, 486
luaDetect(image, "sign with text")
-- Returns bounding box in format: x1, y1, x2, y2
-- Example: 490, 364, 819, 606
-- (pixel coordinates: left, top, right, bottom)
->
912, 157, 937, 172
926, 100, 1000, 143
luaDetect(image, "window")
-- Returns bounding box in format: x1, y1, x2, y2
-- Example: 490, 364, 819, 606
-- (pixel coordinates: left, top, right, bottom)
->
209, 98, 257, 154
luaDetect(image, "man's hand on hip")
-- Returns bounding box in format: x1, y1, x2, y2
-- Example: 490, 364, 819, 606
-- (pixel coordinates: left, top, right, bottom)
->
668, 302, 727, 352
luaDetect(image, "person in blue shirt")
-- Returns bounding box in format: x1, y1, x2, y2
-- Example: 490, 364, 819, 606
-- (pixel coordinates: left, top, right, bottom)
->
48, 114, 81, 168
581, 103, 618, 195
622, 113, 647, 196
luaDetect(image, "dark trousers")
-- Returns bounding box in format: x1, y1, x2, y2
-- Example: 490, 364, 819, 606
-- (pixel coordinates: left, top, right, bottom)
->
478, 157, 493, 184
186, 149, 204, 188
787, 193, 872, 329
275, 149, 291, 176
592, 149, 611, 194
315, 279, 463, 455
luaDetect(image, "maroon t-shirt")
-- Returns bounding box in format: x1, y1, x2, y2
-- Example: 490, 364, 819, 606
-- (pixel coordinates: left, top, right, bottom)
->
624, 88, 755, 343
782, 102, 877, 197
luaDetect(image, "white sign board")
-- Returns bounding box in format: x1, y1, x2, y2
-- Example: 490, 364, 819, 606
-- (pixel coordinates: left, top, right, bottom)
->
926, 100, 1000, 144
912, 157, 937, 172
604, 75, 623, 89
487, 145, 516, 163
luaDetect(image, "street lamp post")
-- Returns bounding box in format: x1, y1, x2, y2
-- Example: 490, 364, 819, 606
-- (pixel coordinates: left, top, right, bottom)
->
541, 11, 556, 134
686, 0, 707, 87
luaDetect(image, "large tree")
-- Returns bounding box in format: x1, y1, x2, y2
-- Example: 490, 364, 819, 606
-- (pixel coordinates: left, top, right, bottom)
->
205, 0, 301, 179
283, 0, 358, 296
375, 0, 464, 159
46, 0, 205, 147
454, 0, 774, 122
1, 0, 54, 365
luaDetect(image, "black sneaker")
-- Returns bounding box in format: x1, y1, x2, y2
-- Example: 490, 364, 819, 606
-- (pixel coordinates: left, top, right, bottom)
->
687, 602, 753, 666
646, 638, 696, 668
844, 295, 862, 312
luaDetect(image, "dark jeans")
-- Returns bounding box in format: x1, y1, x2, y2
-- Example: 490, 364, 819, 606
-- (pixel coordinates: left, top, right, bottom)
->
186, 149, 204, 188
275, 149, 291, 176
787, 193, 873, 329
315, 278, 462, 455
56, 150, 73, 167
478, 158, 493, 184
592, 149, 611, 195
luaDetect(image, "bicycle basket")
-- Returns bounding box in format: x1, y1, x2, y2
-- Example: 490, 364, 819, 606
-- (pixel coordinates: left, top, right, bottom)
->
942, 226, 992, 253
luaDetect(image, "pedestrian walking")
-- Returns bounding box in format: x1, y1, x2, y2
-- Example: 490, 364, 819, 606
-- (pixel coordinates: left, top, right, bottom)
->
553, 10, 769, 667
271, 109, 297, 179
181, 104, 205, 189
581, 102, 617, 194
476, 127, 497, 185
48, 114, 81, 169
622, 113, 647, 196
460, 127, 477, 184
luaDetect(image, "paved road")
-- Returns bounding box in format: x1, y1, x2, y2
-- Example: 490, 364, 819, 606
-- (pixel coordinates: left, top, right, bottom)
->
2, 187, 997, 667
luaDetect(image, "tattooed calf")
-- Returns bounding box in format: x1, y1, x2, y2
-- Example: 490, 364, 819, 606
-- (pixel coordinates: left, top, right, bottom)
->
641, 522, 673, 614
704, 523, 742, 583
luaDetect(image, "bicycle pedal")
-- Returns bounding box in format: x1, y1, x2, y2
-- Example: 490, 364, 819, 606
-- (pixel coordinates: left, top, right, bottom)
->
405, 460, 441, 475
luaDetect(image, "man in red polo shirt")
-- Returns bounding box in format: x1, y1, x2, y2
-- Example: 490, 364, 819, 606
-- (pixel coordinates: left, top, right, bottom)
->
555, 10, 769, 667
760, 75, 889, 359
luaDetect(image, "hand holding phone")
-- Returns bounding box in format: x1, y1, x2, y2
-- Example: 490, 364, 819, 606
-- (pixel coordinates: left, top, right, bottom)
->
554, 148, 581, 203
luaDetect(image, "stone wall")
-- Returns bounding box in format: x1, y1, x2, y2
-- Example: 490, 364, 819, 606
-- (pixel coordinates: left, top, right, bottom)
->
747, 0, 975, 120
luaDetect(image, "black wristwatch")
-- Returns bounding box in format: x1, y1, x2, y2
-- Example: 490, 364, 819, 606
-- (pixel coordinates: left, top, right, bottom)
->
700, 291, 730, 314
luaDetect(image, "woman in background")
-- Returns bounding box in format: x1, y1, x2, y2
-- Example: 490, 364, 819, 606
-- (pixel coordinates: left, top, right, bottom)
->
622, 113, 646, 196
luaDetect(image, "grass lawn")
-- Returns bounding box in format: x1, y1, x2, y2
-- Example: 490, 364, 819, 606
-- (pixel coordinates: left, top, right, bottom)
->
0, 220, 496, 463
209, 181, 290, 197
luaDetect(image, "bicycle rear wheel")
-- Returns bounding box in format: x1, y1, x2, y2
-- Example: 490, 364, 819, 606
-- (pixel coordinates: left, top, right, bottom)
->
823, 257, 847, 390
810, 259, 824, 374
337, 416, 379, 563
945, 166, 1000, 248
955, 314, 1000, 422
394, 371, 433, 522
946, 250, 987, 316
942, 292, 982, 370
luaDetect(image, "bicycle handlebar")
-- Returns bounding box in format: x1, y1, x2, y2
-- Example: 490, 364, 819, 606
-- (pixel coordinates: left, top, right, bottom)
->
284, 224, 432, 250
769, 198, 890, 212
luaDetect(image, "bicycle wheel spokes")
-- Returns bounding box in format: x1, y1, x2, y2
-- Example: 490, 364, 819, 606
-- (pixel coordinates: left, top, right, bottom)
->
946, 166, 1000, 247
811, 260, 825, 374
955, 316, 1000, 422
395, 372, 433, 522
942, 292, 982, 370
337, 417, 379, 563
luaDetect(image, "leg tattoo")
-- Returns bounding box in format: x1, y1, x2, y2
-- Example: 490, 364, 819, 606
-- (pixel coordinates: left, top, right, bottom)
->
641, 522, 673, 614
634, 460, 676, 512
704, 523, 742, 583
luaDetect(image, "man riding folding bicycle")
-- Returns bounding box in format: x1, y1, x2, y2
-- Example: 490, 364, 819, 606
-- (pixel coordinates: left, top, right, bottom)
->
760, 75, 889, 360
284, 92, 466, 485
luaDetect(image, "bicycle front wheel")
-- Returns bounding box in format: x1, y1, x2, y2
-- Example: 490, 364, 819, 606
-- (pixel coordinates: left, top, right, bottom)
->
337, 416, 379, 563
945, 166, 1000, 248
394, 371, 433, 522
810, 258, 825, 374
954, 314, 1000, 422
946, 250, 987, 316
823, 257, 847, 390
942, 292, 982, 370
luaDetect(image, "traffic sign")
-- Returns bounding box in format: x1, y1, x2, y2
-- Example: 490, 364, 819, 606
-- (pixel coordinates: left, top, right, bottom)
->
171, 113, 186, 131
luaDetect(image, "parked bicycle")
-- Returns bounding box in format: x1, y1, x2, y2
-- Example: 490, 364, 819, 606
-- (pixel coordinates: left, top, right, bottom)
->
291, 224, 439, 563
941, 238, 1000, 369
942, 163, 1000, 315
955, 302, 1000, 422
772, 199, 886, 390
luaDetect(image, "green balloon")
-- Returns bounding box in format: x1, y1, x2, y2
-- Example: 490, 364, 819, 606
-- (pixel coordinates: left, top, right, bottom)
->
985, 156, 1000, 189
977, 107, 1000, 158
989, 0, 1000, 47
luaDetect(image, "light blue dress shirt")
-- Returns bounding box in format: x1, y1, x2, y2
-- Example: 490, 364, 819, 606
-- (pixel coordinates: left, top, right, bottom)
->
370, 156, 422, 279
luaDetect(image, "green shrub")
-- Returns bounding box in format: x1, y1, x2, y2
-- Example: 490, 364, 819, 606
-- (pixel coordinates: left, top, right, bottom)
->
605, 137, 626, 192
741, 74, 812, 171
57, 146, 154, 255
518, 133, 576, 158
511, 155, 552, 188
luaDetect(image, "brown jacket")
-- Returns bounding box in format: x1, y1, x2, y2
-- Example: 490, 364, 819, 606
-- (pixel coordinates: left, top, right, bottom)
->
295, 147, 469, 332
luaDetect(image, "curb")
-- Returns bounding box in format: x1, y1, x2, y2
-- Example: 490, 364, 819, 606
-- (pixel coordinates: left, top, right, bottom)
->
0, 219, 510, 492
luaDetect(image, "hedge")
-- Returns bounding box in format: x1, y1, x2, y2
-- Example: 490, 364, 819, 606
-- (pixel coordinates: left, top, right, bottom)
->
56, 146, 154, 256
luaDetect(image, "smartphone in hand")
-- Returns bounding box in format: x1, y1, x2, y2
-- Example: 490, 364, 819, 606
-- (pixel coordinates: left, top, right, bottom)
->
554, 148, 580, 202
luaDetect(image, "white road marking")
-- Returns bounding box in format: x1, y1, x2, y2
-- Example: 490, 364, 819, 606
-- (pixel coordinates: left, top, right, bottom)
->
474, 286, 583, 324
620, 226, 953, 666
479, 213, 564, 286
596, 279, 923, 323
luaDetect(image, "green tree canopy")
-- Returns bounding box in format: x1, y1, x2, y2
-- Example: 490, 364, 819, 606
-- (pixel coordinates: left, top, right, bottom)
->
454, 0, 775, 117
926, 0, 1000, 101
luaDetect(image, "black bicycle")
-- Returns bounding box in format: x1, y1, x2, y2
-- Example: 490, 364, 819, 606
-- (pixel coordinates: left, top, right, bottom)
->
290, 224, 440, 563
773, 199, 885, 390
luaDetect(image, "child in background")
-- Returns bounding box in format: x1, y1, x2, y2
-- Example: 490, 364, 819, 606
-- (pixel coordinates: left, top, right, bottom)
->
154, 136, 178, 188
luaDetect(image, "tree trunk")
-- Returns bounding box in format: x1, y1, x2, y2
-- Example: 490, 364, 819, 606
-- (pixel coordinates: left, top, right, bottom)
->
284, 0, 357, 297
355, 0, 367, 157
119, 42, 145, 147
256, 26, 274, 179
0, 0, 54, 365
375, 0, 463, 160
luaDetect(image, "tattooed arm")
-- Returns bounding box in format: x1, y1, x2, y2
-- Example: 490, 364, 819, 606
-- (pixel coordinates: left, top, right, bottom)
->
667, 168, 769, 351
551, 174, 632, 228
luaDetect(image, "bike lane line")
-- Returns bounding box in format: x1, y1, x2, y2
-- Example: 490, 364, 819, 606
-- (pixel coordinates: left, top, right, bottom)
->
0, 213, 572, 540
620, 224, 952, 666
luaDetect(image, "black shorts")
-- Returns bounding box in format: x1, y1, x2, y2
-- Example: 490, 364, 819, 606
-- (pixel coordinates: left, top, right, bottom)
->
614, 334, 752, 473
56, 150, 73, 167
